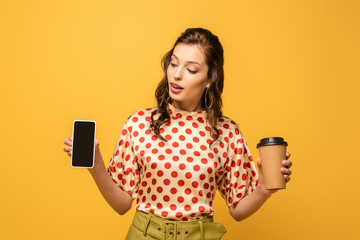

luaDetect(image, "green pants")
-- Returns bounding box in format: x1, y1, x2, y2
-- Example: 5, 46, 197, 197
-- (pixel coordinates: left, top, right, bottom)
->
125, 210, 227, 240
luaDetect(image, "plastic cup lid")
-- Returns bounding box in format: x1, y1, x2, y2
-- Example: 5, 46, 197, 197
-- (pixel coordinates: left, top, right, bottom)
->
256, 137, 288, 148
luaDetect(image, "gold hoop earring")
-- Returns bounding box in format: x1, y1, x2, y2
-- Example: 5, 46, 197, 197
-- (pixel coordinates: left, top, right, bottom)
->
205, 88, 213, 109
166, 83, 172, 102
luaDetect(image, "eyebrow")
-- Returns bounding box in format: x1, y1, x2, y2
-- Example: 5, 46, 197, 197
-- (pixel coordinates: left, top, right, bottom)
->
172, 54, 201, 66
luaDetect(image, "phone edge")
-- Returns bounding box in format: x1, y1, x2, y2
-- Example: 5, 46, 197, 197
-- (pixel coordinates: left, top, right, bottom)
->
70, 120, 96, 169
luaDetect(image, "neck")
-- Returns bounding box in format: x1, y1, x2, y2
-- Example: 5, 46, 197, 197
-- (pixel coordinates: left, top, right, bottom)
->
171, 100, 204, 112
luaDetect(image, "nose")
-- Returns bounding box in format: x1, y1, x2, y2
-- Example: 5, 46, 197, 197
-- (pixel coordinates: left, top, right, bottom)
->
173, 67, 182, 80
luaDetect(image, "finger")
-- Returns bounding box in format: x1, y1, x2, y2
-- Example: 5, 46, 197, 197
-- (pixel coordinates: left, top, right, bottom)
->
256, 158, 261, 168
284, 175, 291, 182
64, 139, 72, 146
69, 135, 73, 141
281, 168, 292, 175
288, 161, 293, 168
67, 151, 71, 157
286, 152, 291, 159
63, 146, 72, 152
282, 160, 292, 168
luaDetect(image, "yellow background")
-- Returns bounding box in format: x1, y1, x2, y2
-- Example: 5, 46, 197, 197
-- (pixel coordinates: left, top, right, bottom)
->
1, 0, 359, 239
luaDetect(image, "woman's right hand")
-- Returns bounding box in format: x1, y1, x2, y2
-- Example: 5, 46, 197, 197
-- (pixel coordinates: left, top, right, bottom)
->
63, 135, 106, 174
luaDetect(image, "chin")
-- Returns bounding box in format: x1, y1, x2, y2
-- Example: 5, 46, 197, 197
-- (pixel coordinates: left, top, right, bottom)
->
170, 95, 180, 102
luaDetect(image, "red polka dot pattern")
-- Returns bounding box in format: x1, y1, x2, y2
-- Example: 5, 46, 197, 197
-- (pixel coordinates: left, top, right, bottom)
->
107, 102, 258, 221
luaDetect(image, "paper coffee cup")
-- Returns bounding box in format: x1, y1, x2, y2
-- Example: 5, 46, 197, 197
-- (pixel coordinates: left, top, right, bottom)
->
256, 137, 288, 190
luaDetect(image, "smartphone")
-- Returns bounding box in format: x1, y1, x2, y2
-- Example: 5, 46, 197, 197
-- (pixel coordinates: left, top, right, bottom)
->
71, 120, 96, 168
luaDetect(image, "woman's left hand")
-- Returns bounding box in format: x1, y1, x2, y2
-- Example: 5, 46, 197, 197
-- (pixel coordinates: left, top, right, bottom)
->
256, 152, 293, 197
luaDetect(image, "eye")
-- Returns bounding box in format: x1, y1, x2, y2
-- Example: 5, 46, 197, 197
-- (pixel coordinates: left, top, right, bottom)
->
170, 62, 177, 67
187, 69, 197, 74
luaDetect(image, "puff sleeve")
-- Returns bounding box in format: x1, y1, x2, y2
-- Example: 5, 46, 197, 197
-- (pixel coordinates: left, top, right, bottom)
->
217, 124, 259, 208
107, 118, 139, 199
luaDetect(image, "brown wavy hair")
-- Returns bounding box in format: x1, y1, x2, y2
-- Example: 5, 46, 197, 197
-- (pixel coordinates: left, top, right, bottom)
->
149, 28, 224, 149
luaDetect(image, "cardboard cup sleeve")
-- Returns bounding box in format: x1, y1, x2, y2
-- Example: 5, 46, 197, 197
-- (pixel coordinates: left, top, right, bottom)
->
257, 137, 288, 190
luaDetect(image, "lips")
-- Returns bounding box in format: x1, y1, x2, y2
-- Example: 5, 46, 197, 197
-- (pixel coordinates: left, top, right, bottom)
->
169, 82, 184, 94
170, 82, 184, 89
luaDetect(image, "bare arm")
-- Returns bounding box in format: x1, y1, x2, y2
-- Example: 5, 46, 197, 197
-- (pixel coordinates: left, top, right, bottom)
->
229, 153, 293, 221
64, 136, 133, 215
228, 187, 271, 221
88, 161, 133, 215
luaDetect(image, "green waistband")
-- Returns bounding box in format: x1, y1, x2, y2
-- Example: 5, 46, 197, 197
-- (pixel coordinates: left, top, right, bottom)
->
131, 210, 227, 240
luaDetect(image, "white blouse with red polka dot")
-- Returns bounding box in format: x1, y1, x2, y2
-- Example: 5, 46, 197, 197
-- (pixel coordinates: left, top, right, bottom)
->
107, 102, 259, 221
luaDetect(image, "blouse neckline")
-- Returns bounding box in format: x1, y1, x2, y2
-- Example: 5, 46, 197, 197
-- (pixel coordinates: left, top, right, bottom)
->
167, 102, 209, 119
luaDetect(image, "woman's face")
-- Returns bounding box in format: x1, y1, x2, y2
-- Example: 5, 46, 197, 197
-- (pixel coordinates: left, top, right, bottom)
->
167, 43, 210, 111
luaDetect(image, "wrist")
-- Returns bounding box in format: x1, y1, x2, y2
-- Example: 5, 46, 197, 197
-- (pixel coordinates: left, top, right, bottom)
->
88, 153, 106, 175
257, 183, 273, 199
88, 164, 106, 176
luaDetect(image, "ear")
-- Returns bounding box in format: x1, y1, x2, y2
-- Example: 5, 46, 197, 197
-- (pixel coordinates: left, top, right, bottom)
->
206, 81, 210, 88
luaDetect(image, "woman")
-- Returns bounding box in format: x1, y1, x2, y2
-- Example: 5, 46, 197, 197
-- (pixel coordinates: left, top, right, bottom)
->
63, 28, 293, 240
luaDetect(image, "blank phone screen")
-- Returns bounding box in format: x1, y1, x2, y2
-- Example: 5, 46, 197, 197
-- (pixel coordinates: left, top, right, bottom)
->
71, 121, 96, 168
